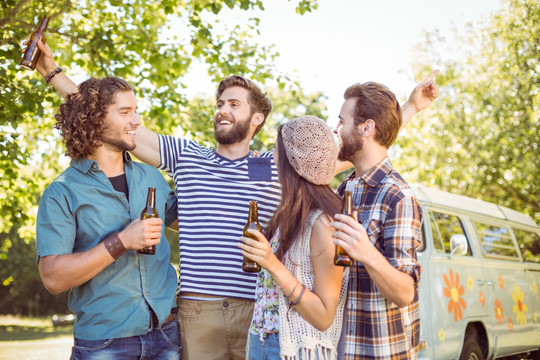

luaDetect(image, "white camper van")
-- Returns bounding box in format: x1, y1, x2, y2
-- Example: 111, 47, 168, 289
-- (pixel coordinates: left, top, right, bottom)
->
410, 184, 540, 360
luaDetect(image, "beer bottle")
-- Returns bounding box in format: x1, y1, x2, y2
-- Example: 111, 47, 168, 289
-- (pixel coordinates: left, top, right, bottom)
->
138, 187, 158, 255
334, 188, 354, 266
242, 200, 262, 272
20, 14, 50, 71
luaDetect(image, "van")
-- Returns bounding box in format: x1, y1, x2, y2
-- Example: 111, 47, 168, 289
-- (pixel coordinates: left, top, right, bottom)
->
410, 184, 540, 360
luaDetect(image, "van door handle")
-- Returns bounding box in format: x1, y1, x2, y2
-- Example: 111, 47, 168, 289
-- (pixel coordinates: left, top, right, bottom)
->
476, 280, 494, 286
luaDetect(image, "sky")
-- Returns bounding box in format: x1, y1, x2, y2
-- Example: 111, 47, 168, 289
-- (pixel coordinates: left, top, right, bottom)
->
181, 0, 503, 127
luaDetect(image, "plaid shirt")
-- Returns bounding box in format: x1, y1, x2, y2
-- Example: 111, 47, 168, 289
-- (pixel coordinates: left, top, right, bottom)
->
338, 158, 422, 360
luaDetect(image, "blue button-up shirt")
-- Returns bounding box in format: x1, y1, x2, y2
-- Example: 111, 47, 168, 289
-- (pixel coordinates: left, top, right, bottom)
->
36, 153, 178, 340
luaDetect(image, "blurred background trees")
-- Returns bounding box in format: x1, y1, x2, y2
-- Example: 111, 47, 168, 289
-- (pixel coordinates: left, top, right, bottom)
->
396, 0, 539, 224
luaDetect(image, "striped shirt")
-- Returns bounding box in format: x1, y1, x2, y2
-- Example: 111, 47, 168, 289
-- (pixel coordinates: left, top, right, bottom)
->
337, 157, 422, 360
159, 135, 282, 300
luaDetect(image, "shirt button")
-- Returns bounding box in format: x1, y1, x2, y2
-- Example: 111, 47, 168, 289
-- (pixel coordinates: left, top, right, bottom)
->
92, 164, 97, 168
120, 195, 124, 199
104, 180, 108, 183
142, 267, 145, 271
145, 292, 148, 296
222, 301, 229, 308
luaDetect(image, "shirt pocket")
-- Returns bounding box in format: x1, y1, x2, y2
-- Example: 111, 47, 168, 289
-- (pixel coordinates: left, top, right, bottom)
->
360, 212, 384, 251
247, 157, 272, 181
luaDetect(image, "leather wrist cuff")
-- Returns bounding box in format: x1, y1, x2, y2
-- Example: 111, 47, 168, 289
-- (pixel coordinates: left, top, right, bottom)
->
103, 233, 127, 260
45, 67, 63, 83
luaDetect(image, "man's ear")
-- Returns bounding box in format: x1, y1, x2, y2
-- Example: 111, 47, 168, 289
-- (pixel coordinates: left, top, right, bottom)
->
360, 119, 375, 137
252, 112, 264, 126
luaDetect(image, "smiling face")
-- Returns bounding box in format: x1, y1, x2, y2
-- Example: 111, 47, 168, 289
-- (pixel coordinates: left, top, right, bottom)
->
214, 86, 255, 145
100, 90, 141, 152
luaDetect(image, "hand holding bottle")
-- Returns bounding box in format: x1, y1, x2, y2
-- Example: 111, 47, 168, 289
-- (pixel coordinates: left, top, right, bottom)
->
239, 229, 278, 272
22, 39, 58, 77
241, 200, 263, 272
118, 217, 163, 252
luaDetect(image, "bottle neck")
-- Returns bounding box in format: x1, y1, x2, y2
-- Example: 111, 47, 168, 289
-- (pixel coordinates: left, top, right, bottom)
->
248, 202, 258, 222
146, 188, 156, 207
37, 16, 50, 32
342, 191, 353, 214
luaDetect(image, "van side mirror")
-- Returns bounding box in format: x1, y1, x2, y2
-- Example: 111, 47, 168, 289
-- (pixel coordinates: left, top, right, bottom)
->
450, 234, 468, 256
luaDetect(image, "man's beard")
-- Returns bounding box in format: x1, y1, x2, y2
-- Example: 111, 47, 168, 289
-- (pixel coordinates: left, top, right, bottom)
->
214, 115, 252, 145
101, 128, 136, 152
338, 135, 363, 162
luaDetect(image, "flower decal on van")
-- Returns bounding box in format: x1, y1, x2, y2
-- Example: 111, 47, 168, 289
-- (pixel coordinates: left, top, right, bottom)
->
479, 291, 485, 307
438, 328, 445, 342
443, 268, 466, 321
512, 285, 528, 326
494, 299, 504, 324
498, 275, 504, 289
467, 276, 474, 290
508, 317, 514, 332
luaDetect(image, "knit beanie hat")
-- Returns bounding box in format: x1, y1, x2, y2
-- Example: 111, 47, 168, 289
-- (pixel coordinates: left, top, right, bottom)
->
282, 116, 338, 185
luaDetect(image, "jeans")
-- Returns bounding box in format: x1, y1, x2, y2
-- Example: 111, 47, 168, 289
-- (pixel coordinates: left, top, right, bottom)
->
70, 319, 181, 360
247, 333, 280, 360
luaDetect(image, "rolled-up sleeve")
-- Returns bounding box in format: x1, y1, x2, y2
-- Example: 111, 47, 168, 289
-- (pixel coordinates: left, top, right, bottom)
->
36, 185, 76, 261
382, 196, 423, 286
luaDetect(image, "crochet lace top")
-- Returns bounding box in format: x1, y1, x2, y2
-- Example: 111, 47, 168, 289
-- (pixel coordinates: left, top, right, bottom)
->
249, 210, 349, 360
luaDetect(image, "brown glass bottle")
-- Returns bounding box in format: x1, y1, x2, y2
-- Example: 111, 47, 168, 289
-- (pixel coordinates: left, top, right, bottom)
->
20, 14, 50, 71
334, 190, 354, 266
242, 200, 262, 272
138, 187, 158, 255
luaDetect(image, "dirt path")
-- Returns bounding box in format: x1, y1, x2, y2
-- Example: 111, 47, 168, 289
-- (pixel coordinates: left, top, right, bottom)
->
0, 336, 73, 360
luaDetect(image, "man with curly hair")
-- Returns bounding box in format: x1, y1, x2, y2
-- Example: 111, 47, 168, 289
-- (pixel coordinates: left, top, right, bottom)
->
36, 77, 182, 359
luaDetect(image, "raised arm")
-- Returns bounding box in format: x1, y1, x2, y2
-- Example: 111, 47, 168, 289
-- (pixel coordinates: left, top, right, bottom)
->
32, 41, 162, 167
34, 40, 78, 98
400, 69, 440, 129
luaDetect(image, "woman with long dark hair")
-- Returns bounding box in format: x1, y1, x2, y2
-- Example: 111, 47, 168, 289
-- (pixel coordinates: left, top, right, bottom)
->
239, 116, 348, 360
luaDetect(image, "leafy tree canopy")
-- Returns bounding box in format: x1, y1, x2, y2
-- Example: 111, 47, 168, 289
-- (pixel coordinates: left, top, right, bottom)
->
395, 0, 539, 223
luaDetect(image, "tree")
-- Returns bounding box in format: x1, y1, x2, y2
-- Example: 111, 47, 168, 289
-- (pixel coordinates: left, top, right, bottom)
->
0, 0, 322, 315
395, 0, 539, 224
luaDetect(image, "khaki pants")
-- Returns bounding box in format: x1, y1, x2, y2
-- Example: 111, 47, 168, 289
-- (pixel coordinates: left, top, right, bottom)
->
177, 297, 254, 360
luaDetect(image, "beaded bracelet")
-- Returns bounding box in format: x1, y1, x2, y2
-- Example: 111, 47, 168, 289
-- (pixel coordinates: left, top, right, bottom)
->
103, 233, 127, 260
45, 67, 63, 83
289, 284, 306, 306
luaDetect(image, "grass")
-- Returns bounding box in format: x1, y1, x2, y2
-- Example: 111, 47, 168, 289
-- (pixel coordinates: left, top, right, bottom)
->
0, 315, 73, 360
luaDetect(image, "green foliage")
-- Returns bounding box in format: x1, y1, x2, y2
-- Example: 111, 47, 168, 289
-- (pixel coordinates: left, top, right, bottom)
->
395, 0, 539, 223
0, 0, 319, 315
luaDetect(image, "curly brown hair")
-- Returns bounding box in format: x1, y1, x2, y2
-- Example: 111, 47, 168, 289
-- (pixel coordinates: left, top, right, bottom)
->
55, 77, 133, 159
216, 75, 272, 138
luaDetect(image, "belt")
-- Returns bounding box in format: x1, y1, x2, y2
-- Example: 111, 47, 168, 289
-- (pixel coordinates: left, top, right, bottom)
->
149, 308, 177, 329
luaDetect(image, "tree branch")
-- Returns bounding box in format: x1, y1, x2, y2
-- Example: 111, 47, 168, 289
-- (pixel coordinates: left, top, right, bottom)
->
494, 181, 540, 212
0, 0, 31, 27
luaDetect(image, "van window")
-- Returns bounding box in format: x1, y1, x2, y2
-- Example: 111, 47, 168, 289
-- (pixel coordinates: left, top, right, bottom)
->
429, 210, 471, 255
512, 228, 540, 263
474, 222, 519, 260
